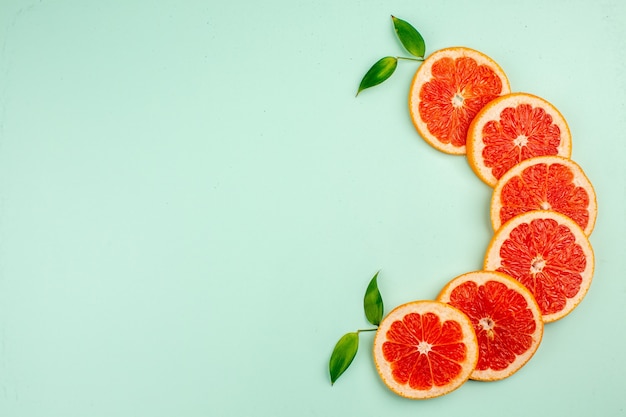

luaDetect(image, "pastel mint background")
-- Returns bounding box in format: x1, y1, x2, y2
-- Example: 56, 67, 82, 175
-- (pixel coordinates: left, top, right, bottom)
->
1, 1, 625, 416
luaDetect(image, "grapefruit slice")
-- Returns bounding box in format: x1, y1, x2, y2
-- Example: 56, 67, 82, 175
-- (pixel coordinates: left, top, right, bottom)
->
409, 47, 510, 155
437, 271, 543, 381
467, 92, 572, 186
491, 155, 597, 236
484, 211, 594, 322
373, 300, 478, 399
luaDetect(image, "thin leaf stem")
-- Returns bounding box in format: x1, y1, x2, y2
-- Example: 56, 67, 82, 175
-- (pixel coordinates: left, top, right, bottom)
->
397, 56, 424, 62
357, 328, 378, 334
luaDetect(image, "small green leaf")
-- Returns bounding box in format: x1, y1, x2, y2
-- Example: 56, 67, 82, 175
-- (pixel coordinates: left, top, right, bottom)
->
356, 56, 397, 96
364, 272, 383, 325
329, 332, 359, 385
391, 15, 425, 58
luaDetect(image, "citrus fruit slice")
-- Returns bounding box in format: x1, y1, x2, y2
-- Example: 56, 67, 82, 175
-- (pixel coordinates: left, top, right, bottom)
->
467, 92, 572, 186
437, 271, 543, 381
491, 155, 597, 236
373, 300, 478, 399
409, 47, 510, 155
484, 211, 594, 322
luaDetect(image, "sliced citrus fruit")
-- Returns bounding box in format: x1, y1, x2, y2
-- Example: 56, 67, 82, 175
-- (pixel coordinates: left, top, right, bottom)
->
467, 92, 572, 186
373, 300, 478, 399
437, 271, 543, 381
491, 155, 597, 236
409, 47, 510, 155
484, 211, 594, 323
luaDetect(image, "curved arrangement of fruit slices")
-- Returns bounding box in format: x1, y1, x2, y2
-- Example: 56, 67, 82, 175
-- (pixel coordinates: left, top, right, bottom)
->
373, 46, 597, 400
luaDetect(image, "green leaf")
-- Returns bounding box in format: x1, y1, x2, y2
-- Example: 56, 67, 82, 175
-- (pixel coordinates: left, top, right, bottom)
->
364, 272, 383, 325
391, 15, 425, 58
356, 56, 397, 96
329, 332, 359, 385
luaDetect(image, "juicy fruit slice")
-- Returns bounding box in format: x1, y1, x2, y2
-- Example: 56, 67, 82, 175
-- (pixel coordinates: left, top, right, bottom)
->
437, 271, 543, 381
491, 155, 597, 236
484, 211, 594, 322
373, 300, 478, 399
409, 47, 510, 155
467, 92, 572, 186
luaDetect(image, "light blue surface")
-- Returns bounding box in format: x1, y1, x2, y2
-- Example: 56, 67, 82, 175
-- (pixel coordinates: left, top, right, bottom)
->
1, 1, 625, 416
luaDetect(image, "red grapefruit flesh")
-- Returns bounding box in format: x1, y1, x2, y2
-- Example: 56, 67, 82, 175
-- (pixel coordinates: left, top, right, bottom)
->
491, 155, 597, 235
484, 211, 594, 322
409, 47, 510, 155
467, 93, 572, 186
437, 271, 543, 381
373, 300, 478, 399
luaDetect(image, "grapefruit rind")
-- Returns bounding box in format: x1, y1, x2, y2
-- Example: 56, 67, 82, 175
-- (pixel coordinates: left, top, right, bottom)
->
373, 300, 478, 399
409, 47, 511, 155
466, 92, 573, 187
484, 211, 595, 323
437, 271, 544, 381
490, 155, 597, 236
